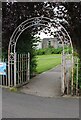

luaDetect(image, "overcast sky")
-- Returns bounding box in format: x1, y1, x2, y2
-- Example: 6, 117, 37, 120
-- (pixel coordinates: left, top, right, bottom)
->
34, 32, 54, 39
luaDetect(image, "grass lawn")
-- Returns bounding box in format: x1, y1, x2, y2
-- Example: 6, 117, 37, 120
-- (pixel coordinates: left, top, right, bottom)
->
36, 54, 61, 74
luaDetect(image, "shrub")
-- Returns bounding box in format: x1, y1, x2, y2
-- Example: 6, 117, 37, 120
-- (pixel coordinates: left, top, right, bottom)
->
36, 47, 64, 55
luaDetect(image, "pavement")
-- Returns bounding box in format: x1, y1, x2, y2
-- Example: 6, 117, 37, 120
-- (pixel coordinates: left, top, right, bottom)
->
20, 60, 71, 97
2, 89, 79, 118
2, 59, 79, 118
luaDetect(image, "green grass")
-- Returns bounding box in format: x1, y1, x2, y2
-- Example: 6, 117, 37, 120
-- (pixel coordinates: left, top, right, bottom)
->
36, 54, 61, 74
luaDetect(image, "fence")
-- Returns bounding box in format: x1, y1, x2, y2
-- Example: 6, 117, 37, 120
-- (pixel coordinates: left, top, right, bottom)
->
0, 52, 30, 87
61, 53, 80, 96
65, 56, 80, 96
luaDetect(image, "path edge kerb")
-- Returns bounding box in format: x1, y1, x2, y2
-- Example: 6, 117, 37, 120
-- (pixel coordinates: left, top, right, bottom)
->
41, 64, 61, 74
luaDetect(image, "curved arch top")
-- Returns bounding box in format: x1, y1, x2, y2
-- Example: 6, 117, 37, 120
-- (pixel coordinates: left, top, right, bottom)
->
8, 16, 73, 56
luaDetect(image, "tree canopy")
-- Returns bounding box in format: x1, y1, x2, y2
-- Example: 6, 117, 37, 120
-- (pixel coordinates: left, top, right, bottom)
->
2, 2, 81, 59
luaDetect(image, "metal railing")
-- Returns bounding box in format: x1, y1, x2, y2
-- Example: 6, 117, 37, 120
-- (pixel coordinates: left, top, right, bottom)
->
0, 52, 30, 87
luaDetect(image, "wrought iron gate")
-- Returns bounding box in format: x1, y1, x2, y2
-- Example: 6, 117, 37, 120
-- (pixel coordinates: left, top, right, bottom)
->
1, 52, 30, 87
16, 53, 30, 87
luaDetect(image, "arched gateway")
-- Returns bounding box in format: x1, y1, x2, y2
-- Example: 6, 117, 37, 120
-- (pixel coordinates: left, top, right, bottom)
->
5, 17, 74, 95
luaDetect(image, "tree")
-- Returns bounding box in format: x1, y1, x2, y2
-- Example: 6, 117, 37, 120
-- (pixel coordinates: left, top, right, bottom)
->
2, 2, 43, 76
2, 2, 81, 77
63, 2, 81, 58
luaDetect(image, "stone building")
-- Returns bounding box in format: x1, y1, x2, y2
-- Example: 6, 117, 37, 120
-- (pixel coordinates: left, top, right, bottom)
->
42, 38, 62, 49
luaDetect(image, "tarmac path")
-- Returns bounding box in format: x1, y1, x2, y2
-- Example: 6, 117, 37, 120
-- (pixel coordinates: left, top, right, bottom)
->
2, 89, 79, 118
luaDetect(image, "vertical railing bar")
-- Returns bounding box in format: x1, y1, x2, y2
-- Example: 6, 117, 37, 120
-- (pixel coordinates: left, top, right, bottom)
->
26, 54, 28, 81
21, 54, 23, 83
27, 52, 30, 81
71, 47, 74, 95
1, 75, 2, 86
3, 58, 5, 86
21, 54, 22, 83
24, 54, 25, 82
23, 54, 25, 83
18, 54, 20, 84
1, 58, 3, 86
17, 54, 19, 85
11, 46, 13, 87
24, 54, 27, 82
76, 57, 79, 96
19, 54, 20, 84
24, 54, 26, 82
61, 52, 63, 94
26, 54, 27, 82
20, 54, 22, 84
23, 54, 24, 83
64, 54, 66, 91
6, 59, 8, 86
4, 58, 6, 86
8, 49, 10, 87
14, 52, 16, 86
25, 54, 26, 82
5, 58, 6, 86
22, 54, 23, 83
11, 58, 12, 87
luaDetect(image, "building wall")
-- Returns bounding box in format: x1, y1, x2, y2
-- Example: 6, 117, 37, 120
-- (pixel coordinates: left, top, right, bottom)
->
42, 38, 61, 49
36, 37, 62, 49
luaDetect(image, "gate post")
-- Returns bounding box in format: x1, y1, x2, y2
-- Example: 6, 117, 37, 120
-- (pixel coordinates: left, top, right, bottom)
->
71, 47, 74, 95
14, 52, 16, 86
61, 51, 65, 95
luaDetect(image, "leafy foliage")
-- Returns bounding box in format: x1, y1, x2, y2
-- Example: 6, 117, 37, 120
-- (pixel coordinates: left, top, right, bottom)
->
36, 47, 72, 55
16, 31, 38, 77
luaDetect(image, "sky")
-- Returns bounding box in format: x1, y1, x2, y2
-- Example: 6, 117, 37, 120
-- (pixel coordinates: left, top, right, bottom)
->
34, 31, 54, 49
34, 31, 54, 39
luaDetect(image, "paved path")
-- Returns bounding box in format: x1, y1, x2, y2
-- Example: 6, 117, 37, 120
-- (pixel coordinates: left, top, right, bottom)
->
20, 60, 71, 97
2, 89, 79, 118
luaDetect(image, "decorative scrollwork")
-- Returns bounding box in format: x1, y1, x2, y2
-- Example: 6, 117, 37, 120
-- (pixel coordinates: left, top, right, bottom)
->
11, 41, 15, 46
9, 52, 14, 61
32, 18, 41, 26
18, 25, 25, 32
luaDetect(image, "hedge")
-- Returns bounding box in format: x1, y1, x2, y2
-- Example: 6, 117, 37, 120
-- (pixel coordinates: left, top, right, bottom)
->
36, 47, 72, 55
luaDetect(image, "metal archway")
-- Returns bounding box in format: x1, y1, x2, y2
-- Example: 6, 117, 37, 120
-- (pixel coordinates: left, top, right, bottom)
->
8, 17, 73, 54
8, 17, 74, 95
